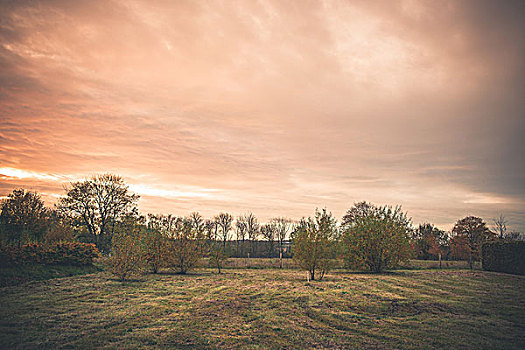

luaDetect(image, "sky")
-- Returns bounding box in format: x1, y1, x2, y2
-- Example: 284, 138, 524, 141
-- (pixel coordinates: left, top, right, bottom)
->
0, 0, 524, 231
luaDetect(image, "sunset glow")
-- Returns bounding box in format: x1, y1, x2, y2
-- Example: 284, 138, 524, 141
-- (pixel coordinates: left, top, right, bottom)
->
1, 0, 524, 230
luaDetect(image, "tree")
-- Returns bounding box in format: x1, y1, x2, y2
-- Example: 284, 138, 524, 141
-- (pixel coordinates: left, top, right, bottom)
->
342, 202, 412, 273
0, 189, 49, 245
204, 218, 218, 241
291, 209, 338, 281
235, 217, 247, 257
107, 215, 147, 281
144, 214, 171, 273
190, 212, 205, 238
452, 216, 496, 269
341, 201, 376, 227
492, 214, 507, 239
271, 217, 292, 268
411, 223, 448, 260
215, 212, 233, 247
260, 222, 276, 257
206, 218, 227, 273
167, 216, 205, 274
43, 209, 77, 244
57, 174, 139, 253
244, 213, 259, 259
450, 234, 470, 261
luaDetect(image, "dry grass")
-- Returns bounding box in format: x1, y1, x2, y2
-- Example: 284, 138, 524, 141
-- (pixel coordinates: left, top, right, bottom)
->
1, 266, 523, 349
201, 258, 475, 270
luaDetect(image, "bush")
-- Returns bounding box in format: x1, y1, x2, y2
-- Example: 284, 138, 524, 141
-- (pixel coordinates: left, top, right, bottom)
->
291, 209, 338, 281
208, 241, 228, 274
342, 203, 412, 273
166, 218, 205, 274
107, 223, 147, 281
482, 241, 525, 275
0, 242, 99, 267
143, 228, 169, 273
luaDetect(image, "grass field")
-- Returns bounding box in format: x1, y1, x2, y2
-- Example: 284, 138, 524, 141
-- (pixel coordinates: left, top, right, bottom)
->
218, 258, 477, 270
0, 264, 101, 287
1, 263, 524, 349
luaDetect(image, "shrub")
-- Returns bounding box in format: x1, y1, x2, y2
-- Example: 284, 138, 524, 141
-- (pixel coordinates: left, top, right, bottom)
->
0, 242, 99, 267
107, 222, 147, 281
342, 203, 412, 273
208, 241, 228, 274
482, 241, 525, 275
291, 209, 338, 281
165, 217, 205, 274
205, 218, 228, 273
143, 228, 169, 273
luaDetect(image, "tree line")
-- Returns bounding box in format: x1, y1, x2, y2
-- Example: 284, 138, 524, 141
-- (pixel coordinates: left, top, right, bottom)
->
0, 173, 523, 280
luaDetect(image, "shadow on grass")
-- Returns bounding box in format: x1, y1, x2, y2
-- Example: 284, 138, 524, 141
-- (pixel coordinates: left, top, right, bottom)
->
107, 277, 146, 283
334, 270, 409, 276
156, 270, 212, 277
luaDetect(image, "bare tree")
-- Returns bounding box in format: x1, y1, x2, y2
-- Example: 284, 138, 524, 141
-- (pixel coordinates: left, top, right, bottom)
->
204, 219, 218, 241
145, 214, 171, 273
57, 174, 139, 253
168, 216, 205, 274
260, 222, 276, 257
206, 217, 227, 273
244, 213, 259, 259
271, 217, 292, 268
492, 214, 507, 239
190, 212, 205, 238
235, 216, 247, 257
215, 212, 233, 247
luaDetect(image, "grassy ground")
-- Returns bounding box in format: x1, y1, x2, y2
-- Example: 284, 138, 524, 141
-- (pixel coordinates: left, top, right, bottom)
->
1, 266, 523, 349
202, 258, 475, 270
0, 264, 101, 287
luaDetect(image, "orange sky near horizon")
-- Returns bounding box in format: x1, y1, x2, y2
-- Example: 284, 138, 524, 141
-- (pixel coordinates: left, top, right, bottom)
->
1, 0, 524, 231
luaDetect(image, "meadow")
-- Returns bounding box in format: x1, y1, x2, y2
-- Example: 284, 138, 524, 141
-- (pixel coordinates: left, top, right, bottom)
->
1, 261, 523, 349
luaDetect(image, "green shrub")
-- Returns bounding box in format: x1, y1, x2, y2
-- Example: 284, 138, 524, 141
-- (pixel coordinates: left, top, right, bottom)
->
0, 243, 99, 267
482, 241, 525, 275
291, 209, 338, 281
342, 203, 412, 273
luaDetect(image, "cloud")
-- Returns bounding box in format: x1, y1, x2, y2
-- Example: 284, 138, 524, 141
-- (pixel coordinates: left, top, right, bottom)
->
0, 0, 524, 230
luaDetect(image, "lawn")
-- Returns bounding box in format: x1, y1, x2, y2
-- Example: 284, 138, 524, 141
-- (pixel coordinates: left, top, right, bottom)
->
0, 266, 523, 349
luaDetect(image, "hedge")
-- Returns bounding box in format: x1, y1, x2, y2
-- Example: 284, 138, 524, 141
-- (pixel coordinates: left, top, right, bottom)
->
482, 241, 525, 275
0, 243, 99, 267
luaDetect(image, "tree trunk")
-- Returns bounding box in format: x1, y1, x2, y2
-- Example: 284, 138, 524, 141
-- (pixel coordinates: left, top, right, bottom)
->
216, 256, 221, 274
279, 249, 283, 269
